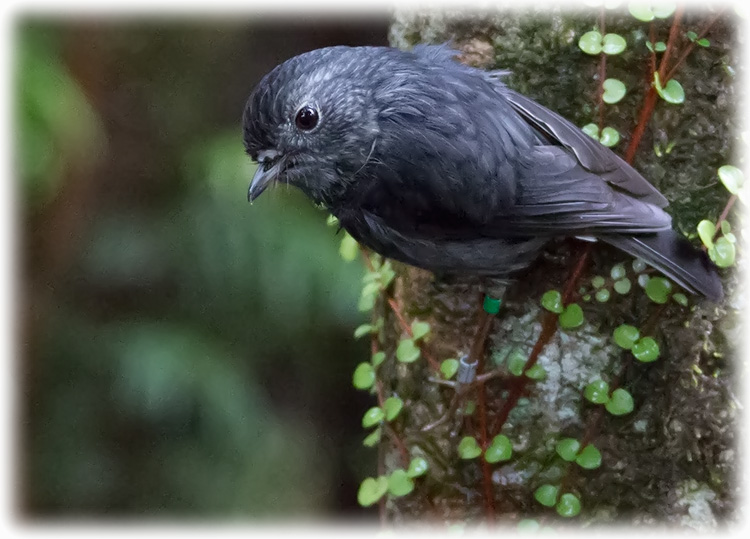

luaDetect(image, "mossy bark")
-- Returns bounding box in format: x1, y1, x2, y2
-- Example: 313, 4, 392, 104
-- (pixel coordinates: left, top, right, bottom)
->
373, 7, 741, 528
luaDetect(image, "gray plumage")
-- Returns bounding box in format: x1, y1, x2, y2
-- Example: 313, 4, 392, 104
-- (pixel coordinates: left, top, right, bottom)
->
243, 44, 722, 301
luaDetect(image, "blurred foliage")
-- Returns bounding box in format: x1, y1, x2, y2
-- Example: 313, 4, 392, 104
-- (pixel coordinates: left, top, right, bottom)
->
18, 27, 104, 207
20, 20, 387, 517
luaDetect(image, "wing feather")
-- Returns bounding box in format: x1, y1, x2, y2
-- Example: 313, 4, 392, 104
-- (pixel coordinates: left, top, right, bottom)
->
502, 89, 669, 207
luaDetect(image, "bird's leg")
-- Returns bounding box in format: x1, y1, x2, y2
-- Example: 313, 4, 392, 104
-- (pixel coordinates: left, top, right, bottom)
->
473, 287, 506, 522
422, 284, 508, 434
427, 285, 509, 393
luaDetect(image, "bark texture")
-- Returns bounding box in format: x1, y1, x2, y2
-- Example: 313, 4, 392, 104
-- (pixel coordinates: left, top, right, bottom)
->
371, 6, 741, 528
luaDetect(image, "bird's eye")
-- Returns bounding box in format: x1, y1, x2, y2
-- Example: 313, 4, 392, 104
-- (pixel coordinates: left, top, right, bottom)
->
295, 105, 319, 131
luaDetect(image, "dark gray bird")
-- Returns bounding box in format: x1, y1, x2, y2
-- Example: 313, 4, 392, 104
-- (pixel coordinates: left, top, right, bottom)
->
242, 44, 722, 301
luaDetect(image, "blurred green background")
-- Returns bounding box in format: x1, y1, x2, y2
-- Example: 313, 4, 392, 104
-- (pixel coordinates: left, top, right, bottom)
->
18, 15, 390, 517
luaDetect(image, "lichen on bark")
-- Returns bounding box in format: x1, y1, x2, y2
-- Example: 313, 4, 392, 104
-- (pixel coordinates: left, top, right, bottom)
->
369, 6, 741, 527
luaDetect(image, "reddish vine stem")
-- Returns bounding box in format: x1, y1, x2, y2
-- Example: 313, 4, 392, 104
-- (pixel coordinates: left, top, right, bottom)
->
468, 302, 497, 368
624, 7, 684, 164
371, 333, 409, 522
376, 430, 386, 524
371, 335, 388, 524
489, 244, 592, 436
471, 304, 498, 522
360, 247, 440, 369
664, 10, 725, 82
648, 21, 657, 74
658, 6, 684, 80
557, 299, 665, 496
359, 245, 376, 272
710, 194, 737, 245
374, 372, 410, 467
387, 297, 441, 371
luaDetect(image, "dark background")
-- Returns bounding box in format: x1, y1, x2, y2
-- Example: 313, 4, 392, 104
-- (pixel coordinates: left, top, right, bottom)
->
18, 14, 391, 517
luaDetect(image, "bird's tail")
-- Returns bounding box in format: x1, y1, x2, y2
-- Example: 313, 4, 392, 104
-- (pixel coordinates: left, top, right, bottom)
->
601, 231, 724, 302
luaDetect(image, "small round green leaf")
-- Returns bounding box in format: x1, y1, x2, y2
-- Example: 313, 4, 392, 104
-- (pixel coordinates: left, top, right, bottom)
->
652, 1, 676, 18
371, 351, 386, 367
363, 427, 381, 447
362, 406, 385, 428
610, 263, 626, 280
440, 358, 459, 379
458, 436, 482, 459
632, 258, 647, 272
605, 388, 634, 416
411, 320, 431, 341
660, 79, 685, 104
541, 289, 564, 313
353, 362, 376, 390
614, 278, 632, 294
534, 484, 560, 507
613, 324, 640, 349
396, 338, 420, 363
485, 434, 513, 463
632, 337, 660, 362
629, 1, 655, 21
463, 400, 476, 416
645, 276, 672, 304
582, 123, 600, 139
357, 476, 388, 507
585, 379, 610, 404
654, 41, 667, 52
578, 30, 603, 55
379, 263, 396, 288
697, 220, 716, 249
638, 273, 650, 288
559, 303, 584, 329
555, 438, 581, 462
354, 324, 373, 339
556, 493, 582, 517
591, 275, 606, 288
387, 468, 415, 497
525, 364, 546, 380
595, 289, 611, 303
718, 165, 744, 194
340, 233, 359, 261
517, 519, 541, 532
696, 37, 710, 47
599, 126, 621, 147
602, 33, 627, 55
407, 457, 429, 478
384, 396, 404, 421
672, 293, 688, 307
711, 236, 736, 268
575, 444, 602, 469
508, 350, 527, 376
602, 78, 627, 103
358, 283, 379, 312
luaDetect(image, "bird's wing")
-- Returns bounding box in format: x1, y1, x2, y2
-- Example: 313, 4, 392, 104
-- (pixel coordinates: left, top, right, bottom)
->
364, 46, 671, 241
411, 43, 669, 208
484, 144, 673, 236
502, 89, 669, 208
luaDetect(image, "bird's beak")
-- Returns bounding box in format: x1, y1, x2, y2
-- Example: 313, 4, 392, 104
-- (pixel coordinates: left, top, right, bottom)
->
248, 158, 284, 202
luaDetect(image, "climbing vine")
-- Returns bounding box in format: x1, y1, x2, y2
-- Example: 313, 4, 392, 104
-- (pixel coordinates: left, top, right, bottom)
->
335, 3, 739, 528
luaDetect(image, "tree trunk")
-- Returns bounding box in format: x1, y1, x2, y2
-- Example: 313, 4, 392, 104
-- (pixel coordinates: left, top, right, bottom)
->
361, 7, 740, 528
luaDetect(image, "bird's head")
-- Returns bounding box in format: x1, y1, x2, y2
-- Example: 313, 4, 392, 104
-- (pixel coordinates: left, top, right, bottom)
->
243, 46, 385, 206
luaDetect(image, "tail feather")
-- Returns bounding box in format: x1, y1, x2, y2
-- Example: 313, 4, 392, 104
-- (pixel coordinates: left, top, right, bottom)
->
601, 231, 723, 302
